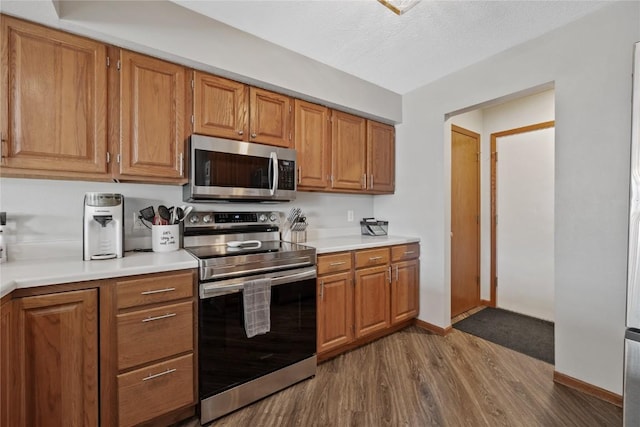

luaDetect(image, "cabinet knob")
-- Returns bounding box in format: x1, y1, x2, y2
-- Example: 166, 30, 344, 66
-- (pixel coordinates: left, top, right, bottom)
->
251, 133, 257, 138
238, 130, 244, 135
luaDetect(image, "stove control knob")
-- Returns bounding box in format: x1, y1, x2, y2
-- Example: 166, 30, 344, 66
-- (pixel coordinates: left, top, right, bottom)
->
259, 214, 267, 222
189, 215, 199, 224
203, 214, 213, 224
269, 214, 278, 222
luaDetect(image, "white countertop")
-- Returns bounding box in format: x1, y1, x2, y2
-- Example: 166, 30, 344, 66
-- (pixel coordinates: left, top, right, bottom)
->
0, 250, 198, 299
304, 235, 420, 254
0, 235, 419, 299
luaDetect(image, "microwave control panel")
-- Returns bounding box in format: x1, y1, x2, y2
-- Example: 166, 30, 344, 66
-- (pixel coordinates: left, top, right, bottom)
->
279, 160, 296, 190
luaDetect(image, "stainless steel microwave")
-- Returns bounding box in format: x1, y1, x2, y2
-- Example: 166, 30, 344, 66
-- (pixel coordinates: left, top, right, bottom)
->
183, 134, 297, 202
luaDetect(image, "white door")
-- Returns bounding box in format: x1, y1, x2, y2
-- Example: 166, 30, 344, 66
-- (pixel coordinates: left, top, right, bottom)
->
496, 127, 554, 321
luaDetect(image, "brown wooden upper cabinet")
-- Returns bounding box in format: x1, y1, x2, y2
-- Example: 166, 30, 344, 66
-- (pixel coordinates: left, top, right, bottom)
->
294, 100, 331, 189
192, 72, 292, 148
298, 107, 396, 194
193, 71, 248, 140
367, 120, 395, 193
115, 50, 189, 183
331, 110, 367, 191
0, 15, 109, 179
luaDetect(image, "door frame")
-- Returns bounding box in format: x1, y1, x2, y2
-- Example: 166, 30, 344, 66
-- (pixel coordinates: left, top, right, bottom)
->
489, 120, 555, 306
451, 124, 481, 317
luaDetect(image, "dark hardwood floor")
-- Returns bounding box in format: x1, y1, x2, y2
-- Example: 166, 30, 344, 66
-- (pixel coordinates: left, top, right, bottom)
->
177, 326, 621, 426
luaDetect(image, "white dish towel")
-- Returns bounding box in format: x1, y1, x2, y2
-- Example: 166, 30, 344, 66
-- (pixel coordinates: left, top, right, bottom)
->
243, 278, 272, 338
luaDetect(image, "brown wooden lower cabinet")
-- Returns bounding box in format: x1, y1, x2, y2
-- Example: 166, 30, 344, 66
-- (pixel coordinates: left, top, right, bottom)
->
1, 298, 16, 427
1, 268, 197, 427
354, 264, 391, 338
117, 353, 194, 427
317, 271, 353, 354
391, 259, 420, 324
13, 289, 99, 427
317, 243, 420, 360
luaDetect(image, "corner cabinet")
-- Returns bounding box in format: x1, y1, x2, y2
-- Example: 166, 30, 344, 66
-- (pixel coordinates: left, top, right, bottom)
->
0, 15, 108, 180
316, 243, 420, 361
115, 50, 189, 183
13, 289, 99, 427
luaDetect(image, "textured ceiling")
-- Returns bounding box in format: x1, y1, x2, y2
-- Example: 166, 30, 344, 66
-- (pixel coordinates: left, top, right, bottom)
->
171, 0, 608, 94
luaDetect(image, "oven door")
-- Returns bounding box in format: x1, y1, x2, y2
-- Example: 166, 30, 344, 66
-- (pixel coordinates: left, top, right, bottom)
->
185, 134, 297, 202
198, 266, 316, 400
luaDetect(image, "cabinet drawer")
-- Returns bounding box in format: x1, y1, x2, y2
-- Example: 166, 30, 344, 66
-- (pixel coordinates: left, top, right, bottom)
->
317, 252, 352, 275
116, 271, 193, 309
355, 247, 390, 269
391, 243, 420, 262
117, 301, 193, 370
118, 353, 194, 427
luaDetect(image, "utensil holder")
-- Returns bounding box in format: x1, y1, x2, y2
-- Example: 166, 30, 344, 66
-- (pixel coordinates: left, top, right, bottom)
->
290, 230, 307, 243
152, 224, 180, 252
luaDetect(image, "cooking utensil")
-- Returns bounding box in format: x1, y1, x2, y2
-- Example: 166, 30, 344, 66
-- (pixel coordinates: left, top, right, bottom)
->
158, 205, 171, 225
139, 206, 155, 222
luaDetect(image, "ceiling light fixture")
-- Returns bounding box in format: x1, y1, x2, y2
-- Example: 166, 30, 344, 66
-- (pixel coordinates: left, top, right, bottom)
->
377, 0, 420, 15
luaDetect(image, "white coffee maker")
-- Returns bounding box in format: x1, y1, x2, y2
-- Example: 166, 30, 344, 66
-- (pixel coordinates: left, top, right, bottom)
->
83, 193, 124, 260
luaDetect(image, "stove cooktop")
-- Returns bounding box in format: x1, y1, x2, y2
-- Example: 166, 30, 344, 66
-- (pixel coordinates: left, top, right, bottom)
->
185, 240, 309, 259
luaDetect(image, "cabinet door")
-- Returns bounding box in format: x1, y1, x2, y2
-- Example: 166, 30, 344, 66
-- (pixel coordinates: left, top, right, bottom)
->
317, 272, 353, 354
354, 265, 390, 338
1, 299, 15, 427
0, 16, 108, 178
249, 87, 292, 148
295, 100, 331, 189
193, 71, 248, 140
367, 120, 395, 193
391, 259, 419, 324
118, 50, 187, 182
15, 289, 98, 427
331, 110, 366, 191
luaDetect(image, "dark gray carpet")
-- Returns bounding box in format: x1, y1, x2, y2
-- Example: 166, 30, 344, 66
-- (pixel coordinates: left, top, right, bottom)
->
453, 307, 554, 364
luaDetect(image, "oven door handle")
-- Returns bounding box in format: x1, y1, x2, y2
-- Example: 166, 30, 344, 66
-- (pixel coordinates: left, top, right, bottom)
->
200, 266, 317, 299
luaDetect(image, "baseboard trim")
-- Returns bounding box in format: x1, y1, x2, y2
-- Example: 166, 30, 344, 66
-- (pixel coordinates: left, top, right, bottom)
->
553, 371, 622, 407
414, 318, 452, 336
480, 299, 493, 307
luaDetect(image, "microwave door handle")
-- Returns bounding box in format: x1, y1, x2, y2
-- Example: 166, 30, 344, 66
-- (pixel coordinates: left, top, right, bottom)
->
269, 152, 279, 196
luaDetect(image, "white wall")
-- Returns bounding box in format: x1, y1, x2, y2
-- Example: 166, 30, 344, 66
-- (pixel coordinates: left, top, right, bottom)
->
0, 178, 372, 260
0, 0, 401, 123
375, 2, 640, 394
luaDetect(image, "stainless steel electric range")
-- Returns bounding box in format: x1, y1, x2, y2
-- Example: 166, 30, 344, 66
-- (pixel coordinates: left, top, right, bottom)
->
182, 211, 317, 425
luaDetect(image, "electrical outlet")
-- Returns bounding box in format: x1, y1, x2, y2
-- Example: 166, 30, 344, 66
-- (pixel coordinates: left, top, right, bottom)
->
347, 210, 354, 222
132, 212, 146, 230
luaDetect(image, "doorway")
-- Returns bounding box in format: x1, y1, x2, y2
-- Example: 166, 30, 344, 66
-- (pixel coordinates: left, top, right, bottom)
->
491, 122, 555, 320
451, 125, 480, 318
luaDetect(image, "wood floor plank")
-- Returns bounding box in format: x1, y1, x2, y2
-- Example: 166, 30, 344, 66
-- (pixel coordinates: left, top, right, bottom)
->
175, 326, 622, 427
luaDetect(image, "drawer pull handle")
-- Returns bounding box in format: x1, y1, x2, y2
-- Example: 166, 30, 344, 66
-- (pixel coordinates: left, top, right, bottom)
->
142, 313, 176, 323
369, 256, 383, 261
142, 368, 177, 382
141, 287, 176, 295
404, 251, 415, 255
330, 261, 346, 266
